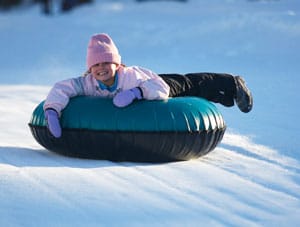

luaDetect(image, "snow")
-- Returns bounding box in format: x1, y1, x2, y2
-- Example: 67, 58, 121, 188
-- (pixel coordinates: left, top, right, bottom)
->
1, 0, 300, 226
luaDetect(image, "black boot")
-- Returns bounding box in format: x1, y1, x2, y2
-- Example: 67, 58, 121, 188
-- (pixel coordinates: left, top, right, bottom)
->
234, 76, 253, 113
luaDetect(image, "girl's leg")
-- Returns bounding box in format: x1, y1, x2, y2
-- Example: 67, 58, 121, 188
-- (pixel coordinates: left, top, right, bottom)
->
159, 73, 236, 107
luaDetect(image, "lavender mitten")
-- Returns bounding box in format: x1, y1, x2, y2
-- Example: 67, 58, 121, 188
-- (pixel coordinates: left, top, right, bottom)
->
45, 109, 62, 138
113, 87, 143, 107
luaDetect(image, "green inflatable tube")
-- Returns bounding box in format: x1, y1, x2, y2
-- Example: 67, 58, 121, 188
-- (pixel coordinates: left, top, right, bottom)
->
29, 96, 226, 162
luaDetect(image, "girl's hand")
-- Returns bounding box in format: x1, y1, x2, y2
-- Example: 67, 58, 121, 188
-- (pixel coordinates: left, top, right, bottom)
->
45, 109, 62, 138
113, 87, 143, 108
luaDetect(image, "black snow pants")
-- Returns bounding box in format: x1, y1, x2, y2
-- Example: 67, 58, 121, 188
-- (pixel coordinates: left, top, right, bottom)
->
159, 72, 237, 107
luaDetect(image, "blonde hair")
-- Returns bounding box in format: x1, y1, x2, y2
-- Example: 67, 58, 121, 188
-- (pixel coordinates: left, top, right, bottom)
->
82, 69, 90, 77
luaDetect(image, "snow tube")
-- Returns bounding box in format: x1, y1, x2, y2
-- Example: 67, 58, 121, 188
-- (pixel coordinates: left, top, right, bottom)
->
29, 96, 226, 162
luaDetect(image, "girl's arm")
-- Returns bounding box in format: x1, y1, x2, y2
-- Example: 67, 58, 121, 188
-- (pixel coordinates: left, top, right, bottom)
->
139, 77, 170, 100
43, 77, 87, 115
121, 66, 170, 100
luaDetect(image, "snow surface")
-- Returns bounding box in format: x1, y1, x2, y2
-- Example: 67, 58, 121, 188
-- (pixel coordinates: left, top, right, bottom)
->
1, 0, 300, 226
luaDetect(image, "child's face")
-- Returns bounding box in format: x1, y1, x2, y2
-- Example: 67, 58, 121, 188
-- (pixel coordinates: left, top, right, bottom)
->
90, 62, 119, 86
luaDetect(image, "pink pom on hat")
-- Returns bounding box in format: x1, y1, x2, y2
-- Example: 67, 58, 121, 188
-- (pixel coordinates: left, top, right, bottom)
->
86, 33, 121, 69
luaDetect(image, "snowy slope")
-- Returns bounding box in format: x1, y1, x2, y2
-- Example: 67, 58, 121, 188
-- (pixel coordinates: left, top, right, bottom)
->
1, 0, 300, 226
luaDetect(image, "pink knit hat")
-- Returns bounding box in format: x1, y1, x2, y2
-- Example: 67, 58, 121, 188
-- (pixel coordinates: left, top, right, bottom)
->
86, 33, 121, 69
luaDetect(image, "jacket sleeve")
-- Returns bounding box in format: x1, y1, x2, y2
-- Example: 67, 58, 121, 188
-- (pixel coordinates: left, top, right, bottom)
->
124, 66, 170, 100
43, 77, 87, 115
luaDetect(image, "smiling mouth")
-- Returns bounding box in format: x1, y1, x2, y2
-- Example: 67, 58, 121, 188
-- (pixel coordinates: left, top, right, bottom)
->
97, 71, 107, 77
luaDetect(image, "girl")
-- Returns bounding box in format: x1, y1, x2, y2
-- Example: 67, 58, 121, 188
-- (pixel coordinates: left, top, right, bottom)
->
44, 33, 253, 138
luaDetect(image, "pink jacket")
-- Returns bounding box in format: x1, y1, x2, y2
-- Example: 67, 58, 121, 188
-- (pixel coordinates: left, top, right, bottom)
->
43, 65, 170, 114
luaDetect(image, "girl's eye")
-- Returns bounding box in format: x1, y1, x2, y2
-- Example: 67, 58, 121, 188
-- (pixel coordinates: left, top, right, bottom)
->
92, 62, 111, 69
